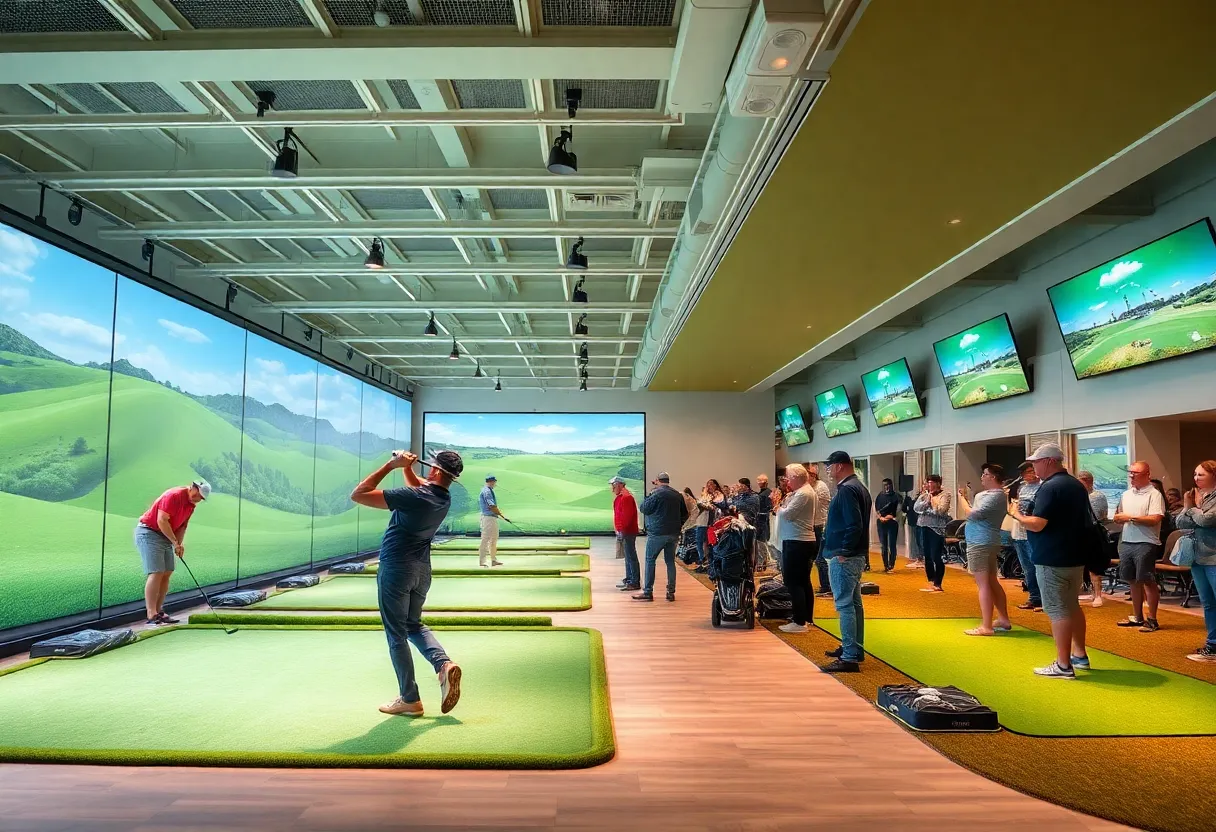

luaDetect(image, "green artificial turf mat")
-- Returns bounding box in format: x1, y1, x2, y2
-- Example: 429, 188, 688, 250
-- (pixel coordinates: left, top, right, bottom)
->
365, 554, 589, 574
0, 625, 612, 768
252, 575, 592, 612
818, 618, 1216, 737
191, 613, 554, 627
433, 537, 590, 552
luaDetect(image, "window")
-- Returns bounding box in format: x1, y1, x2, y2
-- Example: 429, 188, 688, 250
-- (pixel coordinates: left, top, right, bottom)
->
1071, 425, 1128, 519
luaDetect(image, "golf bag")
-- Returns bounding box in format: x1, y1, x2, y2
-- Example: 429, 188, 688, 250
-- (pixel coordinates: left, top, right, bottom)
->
708, 518, 756, 628
330, 562, 366, 574
756, 575, 792, 620
877, 684, 999, 732
212, 589, 267, 607
677, 528, 698, 564
277, 574, 321, 589
30, 628, 135, 659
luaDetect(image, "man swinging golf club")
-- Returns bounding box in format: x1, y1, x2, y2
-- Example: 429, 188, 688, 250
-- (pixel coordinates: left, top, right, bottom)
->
134, 480, 210, 625
351, 448, 464, 717
479, 474, 507, 567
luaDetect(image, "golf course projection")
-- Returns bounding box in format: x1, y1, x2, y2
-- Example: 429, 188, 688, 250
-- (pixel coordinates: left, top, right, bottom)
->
1047, 219, 1216, 379
813, 385, 858, 438
0, 223, 410, 633
861, 358, 923, 426
423, 412, 644, 534
932, 314, 1031, 409
777, 404, 811, 446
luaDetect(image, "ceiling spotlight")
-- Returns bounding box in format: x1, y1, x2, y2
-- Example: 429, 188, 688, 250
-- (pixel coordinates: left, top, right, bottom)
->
346, 347, 354, 361
574, 313, 588, 337
372, 0, 391, 27
473, 361, 484, 379
579, 342, 589, 364
364, 237, 385, 269
255, 90, 276, 118
225, 282, 237, 309
579, 376, 588, 392
67, 198, 83, 226
34, 184, 47, 226
566, 236, 588, 271
571, 276, 588, 303
448, 338, 460, 360
547, 128, 577, 175
304, 326, 313, 342
495, 374, 502, 392
142, 240, 155, 262
565, 87, 582, 120
423, 312, 438, 337
270, 128, 299, 178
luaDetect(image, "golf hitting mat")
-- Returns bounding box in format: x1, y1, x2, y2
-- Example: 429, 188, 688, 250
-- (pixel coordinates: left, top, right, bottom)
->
0, 625, 613, 768
432, 537, 591, 552
365, 553, 590, 574
252, 575, 592, 612
818, 618, 1216, 737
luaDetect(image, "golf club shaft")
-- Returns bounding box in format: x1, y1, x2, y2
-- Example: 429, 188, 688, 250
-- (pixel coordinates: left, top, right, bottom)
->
179, 557, 234, 633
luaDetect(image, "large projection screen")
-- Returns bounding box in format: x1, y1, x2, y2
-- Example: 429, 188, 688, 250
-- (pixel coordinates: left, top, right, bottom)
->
423, 412, 645, 534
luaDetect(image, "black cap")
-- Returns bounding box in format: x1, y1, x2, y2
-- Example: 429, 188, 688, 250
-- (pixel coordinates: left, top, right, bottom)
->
1018, 460, 1034, 472
428, 450, 464, 479
825, 450, 852, 465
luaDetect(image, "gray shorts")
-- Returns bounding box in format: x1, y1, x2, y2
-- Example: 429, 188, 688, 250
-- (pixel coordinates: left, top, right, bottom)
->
966, 542, 1000, 575
134, 525, 174, 574
1118, 541, 1159, 584
1036, 564, 1084, 621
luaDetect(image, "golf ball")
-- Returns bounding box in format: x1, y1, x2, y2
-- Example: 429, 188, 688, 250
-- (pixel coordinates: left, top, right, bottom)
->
560, 528, 567, 534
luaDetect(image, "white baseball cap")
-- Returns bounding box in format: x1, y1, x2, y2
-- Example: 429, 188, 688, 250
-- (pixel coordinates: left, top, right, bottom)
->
192, 480, 212, 500
608, 476, 626, 485
1025, 443, 1065, 462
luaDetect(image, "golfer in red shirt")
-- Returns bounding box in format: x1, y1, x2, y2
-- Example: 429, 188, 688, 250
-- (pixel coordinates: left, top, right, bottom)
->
611, 476, 640, 591
135, 480, 210, 625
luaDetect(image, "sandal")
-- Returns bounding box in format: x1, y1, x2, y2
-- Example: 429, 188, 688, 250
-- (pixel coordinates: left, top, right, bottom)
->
964, 627, 995, 636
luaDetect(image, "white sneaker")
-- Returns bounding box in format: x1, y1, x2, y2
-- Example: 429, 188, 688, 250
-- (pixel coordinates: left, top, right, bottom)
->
491, 559, 503, 567
479, 563, 490, 568
1033, 661, 1076, 679
438, 661, 462, 714
778, 622, 810, 634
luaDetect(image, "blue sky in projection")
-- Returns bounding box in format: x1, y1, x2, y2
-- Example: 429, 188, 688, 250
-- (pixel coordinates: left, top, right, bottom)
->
425, 412, 644, 454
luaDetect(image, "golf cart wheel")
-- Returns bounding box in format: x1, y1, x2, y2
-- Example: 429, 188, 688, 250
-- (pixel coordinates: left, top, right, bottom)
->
745, 602, 756, 629
711, 597, 721, 627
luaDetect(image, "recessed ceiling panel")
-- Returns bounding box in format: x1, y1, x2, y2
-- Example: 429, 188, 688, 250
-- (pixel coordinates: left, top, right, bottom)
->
350, 189, 433, 211
487, 189, 548, 211
386, 80, 422, 110
0, 0, 125, 33
323, 0, 416, 26
452, 80, 526, 110
542, 0, 676, 27
392, 237, 459, 252
173, 0, 312, 29
104, 83, 187, 114
246, 80, 367, 111
55, 84, 124, 115
421, 0, 515, 26
555, 80, 661, 110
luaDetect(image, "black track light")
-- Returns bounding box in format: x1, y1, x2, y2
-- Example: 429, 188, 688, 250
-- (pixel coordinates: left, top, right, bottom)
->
255, 90, 276, 117
571, 276, 588, 303
574, 313, 588, 337
142, 239, 155, 262
304, 326, 313, 342
579, 342, 589, 365
473, 361, 484, 379
579, 376, 588, 391
35, 184, 47, 226
448, 338, 460, 360
346, 347, 354, 361
423, 312, 438, 337
364, 237, 385, 269
566, 236, 587, 271
495, 374, 502, 392
547, 128, 577, 175
565, 87, 582, 120
67, 198, 83, 226
271, 128, 299, 178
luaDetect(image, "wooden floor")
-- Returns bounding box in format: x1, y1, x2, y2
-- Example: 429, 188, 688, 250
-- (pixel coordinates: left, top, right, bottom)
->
0, 540, 1126, 831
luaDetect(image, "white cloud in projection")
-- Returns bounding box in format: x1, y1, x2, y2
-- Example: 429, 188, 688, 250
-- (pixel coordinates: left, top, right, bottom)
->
19, 311, 123, 364
0, 227, 44, 283
426, 413, 643, 454
125, 343, 242, 396
527, 424, 577, 434
316, 370, 362, 435
0, 284, 29, 311
158, 318, 211, 344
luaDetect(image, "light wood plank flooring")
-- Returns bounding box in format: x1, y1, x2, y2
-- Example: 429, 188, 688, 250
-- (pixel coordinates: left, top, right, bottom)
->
0, 540, 1126, 831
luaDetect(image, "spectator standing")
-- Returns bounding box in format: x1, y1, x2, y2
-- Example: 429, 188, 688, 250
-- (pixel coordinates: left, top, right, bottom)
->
731, 478, 767, 571
956, 464, 1012, 636
821, 451, 873, 673
756, 474, 775, 568
1151, 478, 1177, 545
902, 490, 923, 568
1114, 462, 1166, 633
693, 479, 725, 570
874, 478, 900, 573
1166, 487, 1184, 517
634, 472, 688, 603
1009, 443, 1091, 679
1077, 471, 1108, 608
1178, 460, 1216, 663
913, 475, 952, 592
1010, 461, 1043, 611
610, 476, 640, 592
774, 464, 818, 634
807, 467, 833, 597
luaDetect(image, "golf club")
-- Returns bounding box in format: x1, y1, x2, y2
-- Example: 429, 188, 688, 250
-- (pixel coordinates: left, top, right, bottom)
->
179, 557, 237, 635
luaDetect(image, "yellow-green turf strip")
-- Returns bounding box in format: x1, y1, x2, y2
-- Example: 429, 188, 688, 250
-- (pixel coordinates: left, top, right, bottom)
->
190, 613, 554, 627
433, 536, 590, 551
365, 553, 590, 573
252, 575, 592, 612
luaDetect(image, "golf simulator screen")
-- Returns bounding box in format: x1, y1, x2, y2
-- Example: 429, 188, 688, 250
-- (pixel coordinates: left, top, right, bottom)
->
0, 221, 412, 636
422, 412, 644, 534
1047, 218, 1216, 379
777, 404, 811, 447
813, 385, 859, 438
860, 358, 924, 426
932, 314, 1031, 409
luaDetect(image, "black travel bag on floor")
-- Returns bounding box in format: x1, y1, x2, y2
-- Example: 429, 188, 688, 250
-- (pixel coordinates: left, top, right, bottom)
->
877, 684, 999, 732
756, 577, 792, 619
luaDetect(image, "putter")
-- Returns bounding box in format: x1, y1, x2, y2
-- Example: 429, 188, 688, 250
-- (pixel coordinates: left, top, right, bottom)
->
179, 557, 237, 635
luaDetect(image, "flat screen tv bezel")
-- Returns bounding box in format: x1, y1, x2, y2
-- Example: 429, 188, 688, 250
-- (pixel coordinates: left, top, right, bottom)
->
859, 357, 924, 427
813, 384, 859, 437
931, 312, 1033, 410
776, 403, 812, 447
1045, 217, 1216, 382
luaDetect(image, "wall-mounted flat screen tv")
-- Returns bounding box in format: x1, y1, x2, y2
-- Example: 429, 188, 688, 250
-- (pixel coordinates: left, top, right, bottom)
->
860, 358, 924, 426
813, 385, 859, 437
1046, 218, 1216, 379
932, 313, 1031, 409
777, 404, 811, 446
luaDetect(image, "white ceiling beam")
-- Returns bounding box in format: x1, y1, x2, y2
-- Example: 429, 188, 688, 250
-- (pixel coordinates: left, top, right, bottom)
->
97, 0, 160, 40
380, 353, 629, 361
351, 336, 641, 345
18, 169, 645, 191
103, 220, 677, 240
181, 262, 665, 277
0, 33, 677, 85
0, 111, 681, 131
296, 0, 337, 37
264, 301, 651, 314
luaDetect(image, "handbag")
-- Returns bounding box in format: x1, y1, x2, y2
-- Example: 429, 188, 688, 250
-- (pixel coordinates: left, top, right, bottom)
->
1082, 504, 1115, 577
1169, 534, 1197, 567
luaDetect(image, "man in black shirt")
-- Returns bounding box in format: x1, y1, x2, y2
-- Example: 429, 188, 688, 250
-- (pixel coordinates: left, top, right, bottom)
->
874, 478, 900, 573
351, 449, 465, 716
1009, 443, 1091, 679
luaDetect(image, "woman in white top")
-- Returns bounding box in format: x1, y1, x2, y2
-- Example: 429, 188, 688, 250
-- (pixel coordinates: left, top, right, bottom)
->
775, 464, 818, 634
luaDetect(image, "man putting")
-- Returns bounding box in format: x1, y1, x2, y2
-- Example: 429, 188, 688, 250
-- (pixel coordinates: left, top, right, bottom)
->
134, 480, 210, 625
479, 474, 506, 568
351, 449, 464, 717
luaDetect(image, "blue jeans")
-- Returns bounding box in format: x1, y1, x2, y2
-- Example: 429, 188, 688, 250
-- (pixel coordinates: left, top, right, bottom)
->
644, 533, 678, 595
877, 520, 899, 570
377, 557, 450, 703
813, 527, 830, 592
1190, 563, 1216, 649
1014, 539, 1040, 604
830, 555, 866, 662
620, 534, 639, 586
694, 526, 709, 565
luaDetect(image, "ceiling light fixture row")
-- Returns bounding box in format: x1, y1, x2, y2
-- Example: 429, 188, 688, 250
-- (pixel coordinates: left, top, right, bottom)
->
423, 312, 439, 337
547, 88, 581, 175
574, 313, 588, 336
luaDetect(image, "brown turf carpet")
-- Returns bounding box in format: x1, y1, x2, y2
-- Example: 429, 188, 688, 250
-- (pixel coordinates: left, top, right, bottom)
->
684, 555, 1216, 832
